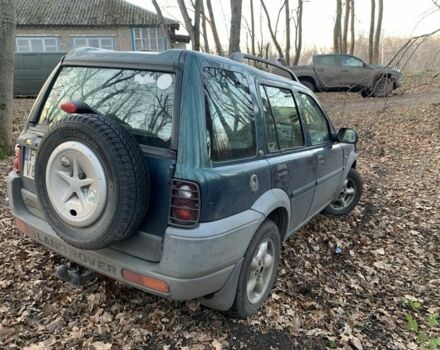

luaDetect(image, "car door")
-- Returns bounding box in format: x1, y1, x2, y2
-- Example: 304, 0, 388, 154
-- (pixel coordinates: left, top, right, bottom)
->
338, 55, 375, 88
258, 84, 316, 232
313, 55, 342, 89
297, 91, 344, 215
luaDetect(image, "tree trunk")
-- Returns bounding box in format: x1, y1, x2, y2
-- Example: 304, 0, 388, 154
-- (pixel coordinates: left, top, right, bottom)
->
261, 0, 284, 60
151, 0, 174, 49
350, 0, 355, 55
368, 0, 375, 63
0, 0, 15, 159
342, 0, 350, 53
285, 0, 290, 65
333, 0, 342, 53
293, 0, 303, 65
193, 0, 202, 51
250, 0, 256, 56
200, 0, 209, 52
206, 0, 223, 55
228, 0, 243, 55
177, 0, 196, 50
373, 0, 383, 64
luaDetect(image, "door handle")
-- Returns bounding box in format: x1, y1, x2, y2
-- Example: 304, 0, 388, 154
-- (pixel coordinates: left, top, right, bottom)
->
317, 154, 325, 162
276, 163, 288, 176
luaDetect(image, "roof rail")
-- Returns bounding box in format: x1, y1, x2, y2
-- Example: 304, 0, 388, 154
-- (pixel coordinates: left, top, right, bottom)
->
229, 52, 299, 82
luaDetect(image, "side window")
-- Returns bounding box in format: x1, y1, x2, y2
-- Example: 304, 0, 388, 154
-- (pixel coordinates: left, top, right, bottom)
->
204, 68, 256, 161
340, 56, 364, 67
299, 93, 330, 145
314, 55, 337, 67
260, 85, 304, 151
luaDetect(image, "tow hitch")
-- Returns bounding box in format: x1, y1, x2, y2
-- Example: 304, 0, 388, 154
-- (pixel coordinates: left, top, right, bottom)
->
56, 264, 97, 288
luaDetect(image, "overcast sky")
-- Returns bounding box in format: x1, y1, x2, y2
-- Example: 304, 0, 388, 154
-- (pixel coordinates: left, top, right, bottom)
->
128, 0, 440, 50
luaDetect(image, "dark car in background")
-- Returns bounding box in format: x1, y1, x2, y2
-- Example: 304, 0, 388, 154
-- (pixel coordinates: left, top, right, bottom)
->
287, 54, 402, 97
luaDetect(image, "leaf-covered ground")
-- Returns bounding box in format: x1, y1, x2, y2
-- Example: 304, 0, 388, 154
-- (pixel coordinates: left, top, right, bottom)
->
1, 73, 439, 349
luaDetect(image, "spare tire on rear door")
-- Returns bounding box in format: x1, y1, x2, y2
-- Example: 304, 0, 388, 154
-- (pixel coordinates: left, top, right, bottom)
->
35, 114, 150, 250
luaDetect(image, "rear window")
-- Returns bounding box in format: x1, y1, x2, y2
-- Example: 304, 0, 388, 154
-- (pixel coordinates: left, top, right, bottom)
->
39, 66, 175, 148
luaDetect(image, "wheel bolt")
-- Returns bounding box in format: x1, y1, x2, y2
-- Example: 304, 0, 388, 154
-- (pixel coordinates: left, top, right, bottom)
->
60, 156, 71, 168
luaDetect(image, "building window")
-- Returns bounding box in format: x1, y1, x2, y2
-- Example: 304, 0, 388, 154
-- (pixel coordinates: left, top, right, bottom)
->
72, 37, 115, 50
132, 27, 167, 51
16, 37, 59, 52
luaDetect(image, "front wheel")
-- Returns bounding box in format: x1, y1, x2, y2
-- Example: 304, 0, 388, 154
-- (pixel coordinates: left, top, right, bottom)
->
372, 76, 394, 97
229, 220, 281, 318
323, 168, 363, 216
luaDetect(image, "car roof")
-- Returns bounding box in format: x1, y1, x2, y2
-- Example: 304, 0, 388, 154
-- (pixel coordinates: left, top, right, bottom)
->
63, 48, 303, 88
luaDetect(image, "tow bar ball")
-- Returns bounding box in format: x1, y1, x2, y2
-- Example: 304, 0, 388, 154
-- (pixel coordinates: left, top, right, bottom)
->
56, 264, 96, 288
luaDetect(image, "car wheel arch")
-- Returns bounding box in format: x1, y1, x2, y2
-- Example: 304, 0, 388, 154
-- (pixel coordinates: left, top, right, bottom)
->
251, 189, 291, 241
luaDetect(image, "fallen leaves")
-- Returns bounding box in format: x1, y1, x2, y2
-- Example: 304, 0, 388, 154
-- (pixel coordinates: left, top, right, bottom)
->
1, 77, 439, 349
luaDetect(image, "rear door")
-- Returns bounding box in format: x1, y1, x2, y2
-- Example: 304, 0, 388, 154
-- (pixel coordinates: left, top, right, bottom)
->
258, 84, 316, 232
296, 92, 344, 215
313, 55, 341, 89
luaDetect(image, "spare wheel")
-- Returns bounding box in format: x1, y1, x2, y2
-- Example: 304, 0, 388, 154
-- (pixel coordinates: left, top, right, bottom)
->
35, 114, 150, 250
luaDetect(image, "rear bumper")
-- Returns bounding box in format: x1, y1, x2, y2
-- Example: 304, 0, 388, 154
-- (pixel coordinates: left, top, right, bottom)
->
7, 172, 263, 301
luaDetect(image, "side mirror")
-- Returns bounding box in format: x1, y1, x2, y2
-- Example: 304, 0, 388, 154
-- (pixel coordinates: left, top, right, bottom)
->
338, 128, 358, 144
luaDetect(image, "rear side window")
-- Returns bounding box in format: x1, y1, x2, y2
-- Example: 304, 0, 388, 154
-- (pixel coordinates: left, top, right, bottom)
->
39, 67, 175, 148
314, 55, 337, 67
204, 67, 256, 162
260, 85, 304, 151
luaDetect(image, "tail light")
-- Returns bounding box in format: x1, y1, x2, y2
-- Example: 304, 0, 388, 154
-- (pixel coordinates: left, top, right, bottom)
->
13, 144, 21, 173
169, 179, 200, 227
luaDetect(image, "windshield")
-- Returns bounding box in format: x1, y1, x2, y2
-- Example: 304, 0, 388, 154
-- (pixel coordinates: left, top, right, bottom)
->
39, 66, 176, 148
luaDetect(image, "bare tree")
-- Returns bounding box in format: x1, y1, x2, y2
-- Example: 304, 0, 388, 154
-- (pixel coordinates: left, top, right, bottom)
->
333, 0, 342, 53
206, 0, 223, 55
193, 0, 202, 51
177, 0, 202, 51
293, 0, 303, 65
0, 0, 15, 159
177, 0, 195, 47
261, 0, 284, 60
200, 0, 210, 52
229, 0, 243, 55
285, 0, 291, 65
151, 0, 174, 49
250, 0, 256, 56
342, 0, 351, 53
368, 0, 376, 63
350, 0, 355, 55
373, 0, 383, 63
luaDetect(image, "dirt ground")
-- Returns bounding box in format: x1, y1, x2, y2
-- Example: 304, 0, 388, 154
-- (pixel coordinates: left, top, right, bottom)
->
0, 72, 439, 350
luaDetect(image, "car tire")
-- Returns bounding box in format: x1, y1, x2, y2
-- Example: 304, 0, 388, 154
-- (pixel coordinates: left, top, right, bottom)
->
372, 75, 394, 97
229, 219, 281, 319
323, 168, 362, 216
299, 79, 315, 92
35, 114, 150, 250
360, 88, 372, 98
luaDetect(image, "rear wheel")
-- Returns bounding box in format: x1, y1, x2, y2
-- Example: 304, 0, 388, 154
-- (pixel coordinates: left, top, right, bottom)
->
299, 79, 315, 92
230, 220, 281, 318
323, 168, 362, 216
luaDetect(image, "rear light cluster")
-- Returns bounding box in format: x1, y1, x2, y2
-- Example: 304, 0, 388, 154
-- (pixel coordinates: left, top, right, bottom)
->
13, 145, 21, 173
169, 179, 200, 227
